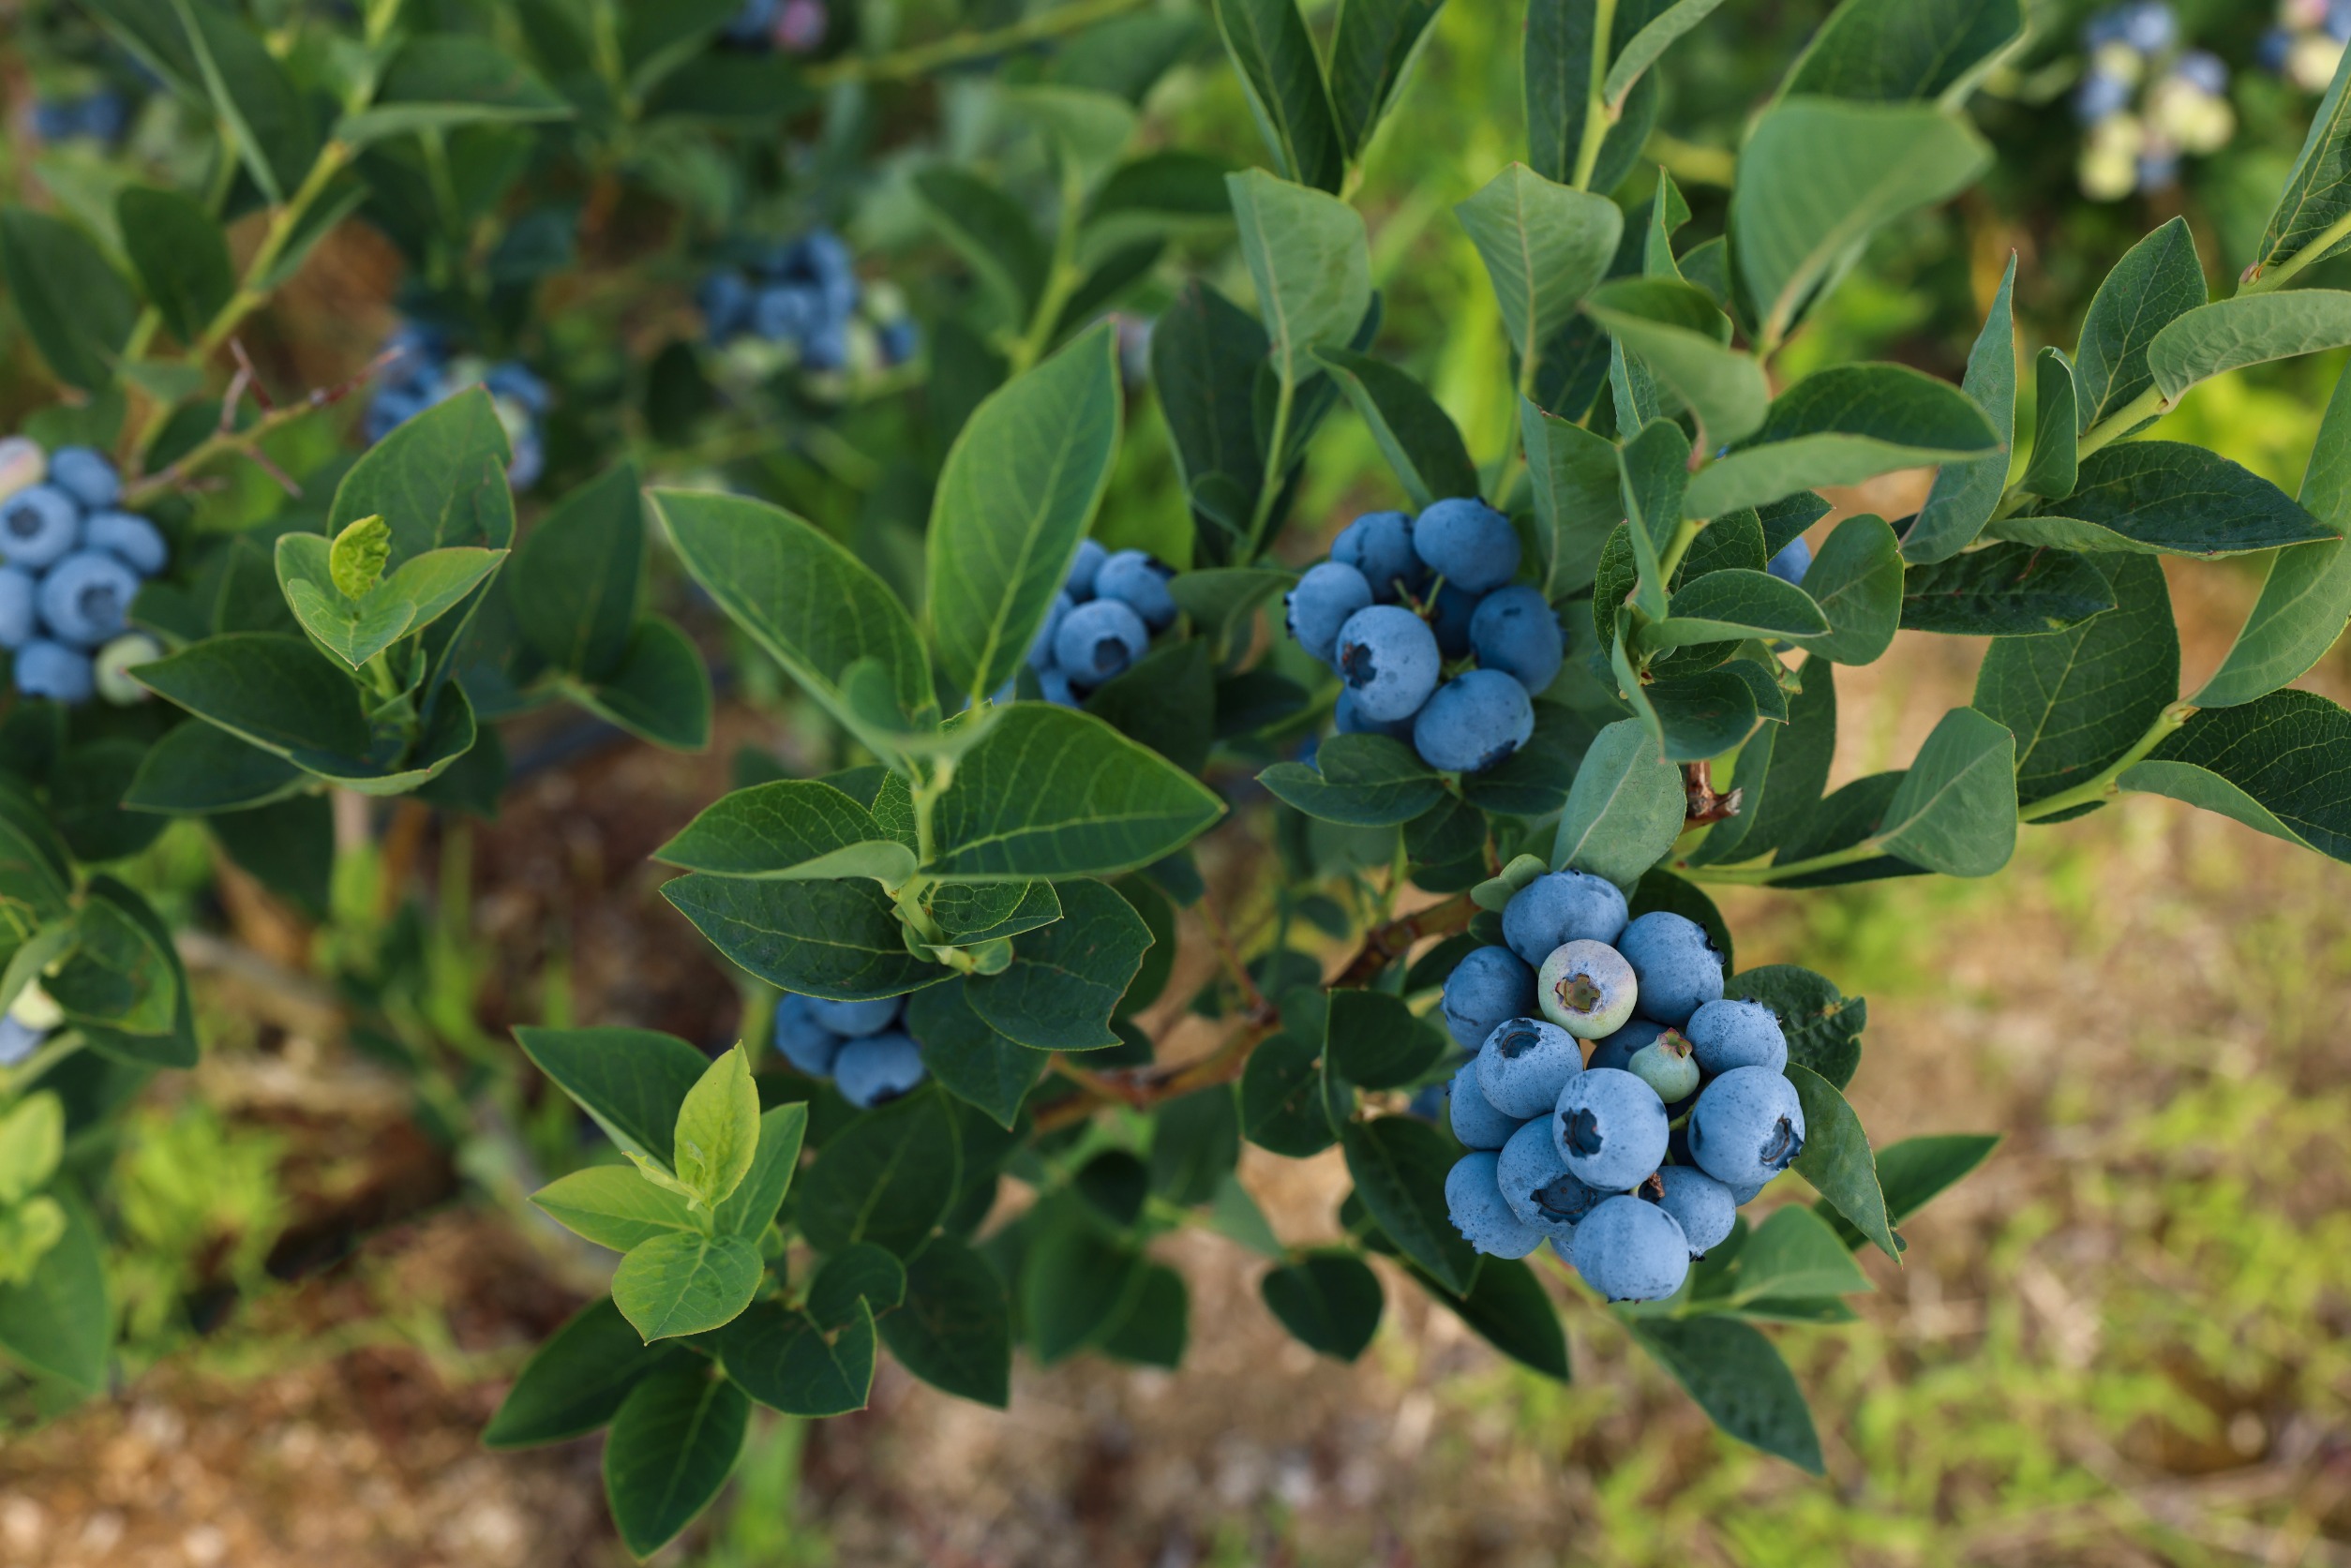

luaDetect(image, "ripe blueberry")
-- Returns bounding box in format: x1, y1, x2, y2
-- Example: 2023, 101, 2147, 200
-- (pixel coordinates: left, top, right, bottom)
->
1028, 590, 1073, 671
1616, 911, 1725, 1026
1412, 668, 1535, 772
1439, 945, 1537, 1051
834, 1032, 926, 1108
1066, 538, 1108, 600
37, 551, 137, 647
1648, 1166, 1737, 1257
1284, 560, 1373, 665
83, 512, 168, 576
1685, 998, 1789, 1075
810, 996, 902, 1038
1094, 549, 1177, 632
1502, 871, 1629, 967
1469, 584, 1565, 694
1687, 1066, 1806, 1190
14, 639, 92, 704
1331, 510, 1422, 602
0, 570, 32, 650
1446, 1058, 1520, 1150
1334, 688, 1415, 740
1411, 497, 1520, 593
0, 485, 80, 570
1475, 1015, 1582, 1120
1054, 598, 1150, 685
47, 447, 118, 511
1333, 605, 1441, 722
774, 993, 846, 1077
1766, 536, 1812, 586
1552, 1067, 1669, 1192
1496, 1118, 1606, 1238
1568, 1195, 1690, 1301
1445, 1150, 1545, 1259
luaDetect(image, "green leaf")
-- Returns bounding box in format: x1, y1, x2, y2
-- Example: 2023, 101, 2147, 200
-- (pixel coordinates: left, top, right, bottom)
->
572, 616, 714, 752
1730, 98, 1989, 346
1873, 706, 2016, 876
52, 878, 195, 1070
277, 533, 507, 671
672, 1047, 760, 1211
1585, 284, 1771, 447
1725, 964, 1865, 1088
1520, 400, 1623, 598
602, 1365, 749, 1559
1704, 1206, 1873, 1303
1227, 170, 1372, 389
2195, 370, 2351, 707
1618, 416, 1689, 620
2149, 291, 2351, 405
2018, 348, 2081, 500
1148, 1086, 1243, 1205
926, 704, 1224, 879
1781, 0, 2021, 102
1152, 281, 1269, 537
796, 1088, 962, 1257
1627, 1318, 1822, 1472
653, 489, 934, 759
927, 325, 1124, 704
1785, 1061, 1898, 1260
2123, 690, 2351, 862
1324, 989, 1448, 1090
2257, 42, 2351, 279
1526, 0, 1660, 194
1904, 255, 2015, 564
1695, 659, 1835, 866
612, 1231, 764, 1341
1685, 363, 1999, 519
1022, 1205, 1147, 1364
701, 1300, 875, 1418
116, 186, 232, 344
911, 168, 1048, 322
341, 36, 574, 143
0, 1187, 108, 1395
1792, 513, 1903, 664
1211, 0, 1345, 192
0, 207, 139, 392
1328, 0, 1444, 154
511, 461, 642, 680
1552, 718, 1685, 889
1341, 1117, 1478, 1294
532, 1166, 700, 1252
171, 0, 318, 202
1606, 0, 1730, 107
660, 874, 943, 1002
1261, 1250, 1384, 1360
1651, 570, 1830, 649
877, 1237, 1012, 1408
121, 722, 305, 814
655, 780, 916, 885
2073, 217, 2207, 435
1819, 1132, 1999, 1248
1099, 1262, 1190, 1368
1242, 1028, 1338, 1157
1411, 1253, 1572, 1380
1463, 701, 1603, 819
923, 881, 1064, 947
1263, 734, 1447, 827
1975, 555, 2178, 809
807, 1245, 907, 1328
904, 980, 1045, 1129
1899, 543, 2117, 636
2004, 442, 2339, 560
713, 1104, 807, 1240
331, 386, 517, 561
966, 879, 1154, 1052
514, 1025, 711, 1166
1312, 348, 1479, 510
328, 515, 392, 599
1456, 164, 1625, 364
483, 1298, 689, 1449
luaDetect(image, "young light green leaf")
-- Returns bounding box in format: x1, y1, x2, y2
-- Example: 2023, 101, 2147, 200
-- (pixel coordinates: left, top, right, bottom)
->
2072, 217, 2206, 434
672, 1047, 759, 1211
532, 1165, 702, 1252
927, 325, 1123, 703
2018, 347, 2080, 500
1552, 718, 1686, 889
1227, 170, 1372, 388
278, 533, 506, 670
1730, 98, 1990, 347
1903, 255, 2015, 564
611, 1231, 765, 1341
2122, 689, 2351, 862
1456, 164, 1624, 363
0, 1188, 109, 1394
1873, 707, 2017, 875
0, 1094, 63, 1206
329, 514, 392, 599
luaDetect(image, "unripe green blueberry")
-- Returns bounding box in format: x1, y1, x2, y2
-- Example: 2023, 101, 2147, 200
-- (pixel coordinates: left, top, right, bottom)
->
1625, 1028, 1699, 1101
1535, 939, 1637, 1038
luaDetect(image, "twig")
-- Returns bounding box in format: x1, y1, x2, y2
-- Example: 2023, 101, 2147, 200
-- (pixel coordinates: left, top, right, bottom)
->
119, 346, 397, 508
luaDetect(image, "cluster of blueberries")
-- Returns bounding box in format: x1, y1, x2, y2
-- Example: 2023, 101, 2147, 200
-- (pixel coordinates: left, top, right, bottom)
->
1283, 500, 1562, 773
2073, 4, 2234, 200
1440, 871, 1806, 1302
2262, 0, 2351, 91
0, 438, 169, 706
366, 325, 551, 490
696, 231, 919, 374
31, 88, 127, 143
726, 0, 829, 52
772, 993, 927, 1110
1011, 539, 1178, 706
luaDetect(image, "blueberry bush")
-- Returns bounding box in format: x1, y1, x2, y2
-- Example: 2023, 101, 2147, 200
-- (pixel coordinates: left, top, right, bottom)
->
2, 0, 2351, 1555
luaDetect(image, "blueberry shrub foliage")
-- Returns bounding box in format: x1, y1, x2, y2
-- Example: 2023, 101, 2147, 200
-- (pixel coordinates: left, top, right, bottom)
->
1, 0, 2350, 1555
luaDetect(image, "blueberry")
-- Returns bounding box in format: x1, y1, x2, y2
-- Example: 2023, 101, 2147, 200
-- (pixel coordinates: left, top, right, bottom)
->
0, 1016, 39, 1068
834, 1031, 926, 1108
2136, 152, 2180, 195
1334, 605, 1441, 722
1429, 581, 1480, 659
1065, 538, 1108, 600
2174, 49, 2228, 94
1447, 1057, 1520, 1150
1552, 1067, 1668, 1192
1475, 1016, 1582, 1120
1469, 585, 1565, 694
1496, 1117, 1606, 1237
754, 284, 821, 343
1439, 945, 1536, 1051
15, 640, 93, 704
507, 428, 546, 492
1503, 871, 1629, 968
37, 550, 137, 647
2073, 70, 2133, 125
47, 447, 118, 511
0, 485, 81, 570
1587, 1017, 1668, 1074
1728, 1175, 1769, 1205
1569, 1195, 1690, 1301
878, 317, 920, 366
809, 996, 902, 1038
82, 512, 168, 576
1029, 591, 1073, 671
801, 318, 850, 372
774, 993, 845, 1077
1535, 939, 1638, 1038
1684, 998, 1789, 1075
1649, 1166, 1737, 1257
1039, 666, 1077, 706
93, 634, 160, 706
1411, 497, 1520, 593
798, 231, 861, 320
1414, 668, 1535, 772
1617, 911, 1724, 1026
1331, 510, 1422, 602
1687, 1066, 1806, 1190
2332, 0, 2351, 45
2119, 0, 2175, 53
1284, 561, 1373, 664
0, 437, 45, 500
1766, 536, 1812, 586
1445, 1151, 1545, 1259
0, 571, 33, 650
1054, 598, 1150, 685
486, 363, 550, 416
1626, 1029, 1699, 1102
1094, 550, 1177, 632
726, 0, 779, 42
1334, 688, 1415, 740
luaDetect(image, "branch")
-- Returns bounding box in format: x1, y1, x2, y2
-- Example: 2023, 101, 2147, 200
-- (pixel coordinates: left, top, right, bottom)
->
119, 347, 396, 509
